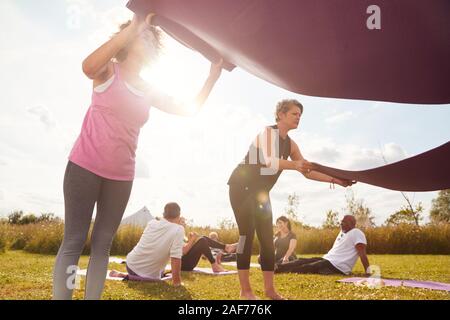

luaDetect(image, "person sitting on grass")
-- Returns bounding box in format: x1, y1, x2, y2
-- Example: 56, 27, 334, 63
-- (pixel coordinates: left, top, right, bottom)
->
275, 215, 372, 276
109, 202, 185, 285
274, 216, 298, 264
110, 203, 236, 283
257, 216, 298, 267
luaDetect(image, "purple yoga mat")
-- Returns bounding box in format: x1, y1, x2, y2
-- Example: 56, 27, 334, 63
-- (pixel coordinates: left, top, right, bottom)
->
126, 0, 450, 104
338, 277, 450, 292
312, 141, 450, 192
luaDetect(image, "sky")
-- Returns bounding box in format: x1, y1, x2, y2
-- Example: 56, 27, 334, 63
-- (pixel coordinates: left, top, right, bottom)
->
0, 0, 449, 227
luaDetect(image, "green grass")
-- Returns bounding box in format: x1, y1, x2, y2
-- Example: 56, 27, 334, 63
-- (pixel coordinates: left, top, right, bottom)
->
0, 251, 449, 300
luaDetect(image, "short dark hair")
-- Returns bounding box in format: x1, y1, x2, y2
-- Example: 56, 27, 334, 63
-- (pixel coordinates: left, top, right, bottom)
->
163, 202, 181, 219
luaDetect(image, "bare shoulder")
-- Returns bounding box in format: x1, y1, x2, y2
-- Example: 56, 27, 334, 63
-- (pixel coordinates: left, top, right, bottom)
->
290, 138, 301, 152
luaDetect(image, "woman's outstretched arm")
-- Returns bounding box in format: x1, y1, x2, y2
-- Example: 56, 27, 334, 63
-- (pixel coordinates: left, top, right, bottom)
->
257, 127, 314, 173
194, 60, 223, 107
150, 60, 223, 116
82, 15, 147, 80
290, 140, 355, 187
282, 239, 298, 263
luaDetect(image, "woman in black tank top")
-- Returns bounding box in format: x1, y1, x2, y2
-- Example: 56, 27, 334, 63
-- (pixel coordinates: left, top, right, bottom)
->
228, 99, 355, 300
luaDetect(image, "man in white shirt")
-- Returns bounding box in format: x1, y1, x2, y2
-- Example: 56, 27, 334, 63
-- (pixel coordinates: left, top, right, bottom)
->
275, 215, 371, 275
109, 202, 185, 285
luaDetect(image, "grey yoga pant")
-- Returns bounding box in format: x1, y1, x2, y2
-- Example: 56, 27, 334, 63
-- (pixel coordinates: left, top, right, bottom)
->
52, 161, 133, 300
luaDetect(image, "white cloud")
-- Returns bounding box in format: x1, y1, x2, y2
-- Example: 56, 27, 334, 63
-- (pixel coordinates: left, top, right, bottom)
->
27, 105, 57, 130
310, 146, 341, 163
325, 111, 354, 124
346, 142, 407, 170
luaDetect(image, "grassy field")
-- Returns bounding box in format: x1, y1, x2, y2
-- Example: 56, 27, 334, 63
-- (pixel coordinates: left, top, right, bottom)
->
0, 251, 449, 300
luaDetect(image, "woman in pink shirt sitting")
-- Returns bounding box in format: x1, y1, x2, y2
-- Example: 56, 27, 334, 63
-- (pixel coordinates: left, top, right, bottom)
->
52, 14, 223, 300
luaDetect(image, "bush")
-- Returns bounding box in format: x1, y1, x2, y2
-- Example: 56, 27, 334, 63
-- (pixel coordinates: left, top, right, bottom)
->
23, 222, 64, 255
0, 230, 6, 253
0, 219, 449, 256
110, 225, 144, 255
7, 211, 60, 225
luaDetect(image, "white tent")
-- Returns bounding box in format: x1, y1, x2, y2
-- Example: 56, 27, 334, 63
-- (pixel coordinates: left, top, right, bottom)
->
120, 206, 153, 228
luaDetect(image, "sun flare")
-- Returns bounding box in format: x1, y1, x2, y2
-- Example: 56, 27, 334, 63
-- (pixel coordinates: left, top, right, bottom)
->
141, 35, 210, 105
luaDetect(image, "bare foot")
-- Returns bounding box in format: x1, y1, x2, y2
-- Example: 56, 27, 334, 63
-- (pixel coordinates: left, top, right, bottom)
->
216, 252, 223, 264
225, 243, 237, 254
212, 262, 225, 273
240, 291, 259, 300
109, 270, 127, 278
265, 290, 287, 300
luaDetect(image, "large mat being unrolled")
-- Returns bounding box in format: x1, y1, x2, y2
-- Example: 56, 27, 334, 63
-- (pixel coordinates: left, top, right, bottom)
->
338, 277, 450, 292
126, 0, 450, 104
312, 142, 450, 192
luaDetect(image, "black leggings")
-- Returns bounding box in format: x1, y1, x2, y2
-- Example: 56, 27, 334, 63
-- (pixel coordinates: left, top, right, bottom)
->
274, 257, 345, 275
229, 185, 275, 271
53, 161, 133, 300
181, 236, 226, 271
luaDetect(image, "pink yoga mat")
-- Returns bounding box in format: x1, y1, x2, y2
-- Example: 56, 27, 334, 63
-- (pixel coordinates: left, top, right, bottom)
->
338, 277, 450, 292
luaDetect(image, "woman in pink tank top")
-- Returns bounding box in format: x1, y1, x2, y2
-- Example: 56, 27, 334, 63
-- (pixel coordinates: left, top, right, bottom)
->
53, 14, 223, 300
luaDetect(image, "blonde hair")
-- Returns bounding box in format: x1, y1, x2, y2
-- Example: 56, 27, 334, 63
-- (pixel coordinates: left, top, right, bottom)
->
209, 232, 219, 241
275, 99, 303, 122
113, 20, 163, 63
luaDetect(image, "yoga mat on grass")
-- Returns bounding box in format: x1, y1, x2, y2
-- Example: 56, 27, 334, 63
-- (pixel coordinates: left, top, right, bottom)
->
165, 265, 237, 275
338, 277, 450, 292
77, 269, 124, 281
191, 267, 237, 275
109, 258, 244, 271
109, 257, 126, 264
76, 269, 172, 282
221, 262, 260, 268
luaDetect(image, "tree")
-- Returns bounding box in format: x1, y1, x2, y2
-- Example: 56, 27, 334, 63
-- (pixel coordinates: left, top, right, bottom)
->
379, 148, 423, 226
7, 210, 24, 224
7, 211, 57, 225
344, 190, 376, 228
218, 217, 237, 230
37, 213, 60, 223
284, 193, 300, 222
322, 210, 340, 229
385, 203, 423, 226
429, 189, 450, 224
283, 193, 309, 228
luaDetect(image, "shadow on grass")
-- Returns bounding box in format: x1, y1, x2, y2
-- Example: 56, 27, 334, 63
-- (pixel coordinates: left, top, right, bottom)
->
125, 280, 192, 300
122, 271, 204, 300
